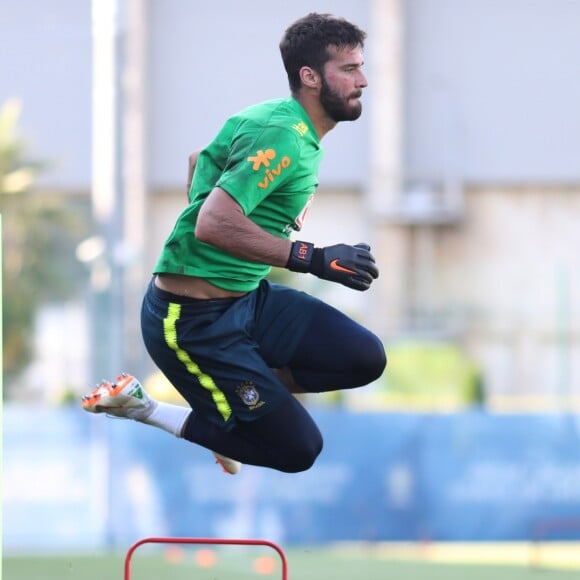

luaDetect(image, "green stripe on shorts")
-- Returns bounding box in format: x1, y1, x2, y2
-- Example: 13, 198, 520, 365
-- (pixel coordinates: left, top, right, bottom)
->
163, 302, 232, 422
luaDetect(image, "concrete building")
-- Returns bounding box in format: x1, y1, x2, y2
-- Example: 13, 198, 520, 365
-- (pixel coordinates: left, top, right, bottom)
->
2, 0, 579, 406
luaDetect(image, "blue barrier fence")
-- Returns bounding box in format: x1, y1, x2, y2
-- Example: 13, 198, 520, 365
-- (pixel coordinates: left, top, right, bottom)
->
4, 405, 580, 549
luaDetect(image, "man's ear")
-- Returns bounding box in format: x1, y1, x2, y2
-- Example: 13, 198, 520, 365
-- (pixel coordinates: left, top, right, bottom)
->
299, 66, 320, 89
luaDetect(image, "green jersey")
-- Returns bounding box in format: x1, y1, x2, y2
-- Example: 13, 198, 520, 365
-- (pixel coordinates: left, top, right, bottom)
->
154, 97, 323, 291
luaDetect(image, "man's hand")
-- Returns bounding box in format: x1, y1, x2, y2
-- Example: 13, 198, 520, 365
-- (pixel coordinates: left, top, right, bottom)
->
287, 241, 379, 291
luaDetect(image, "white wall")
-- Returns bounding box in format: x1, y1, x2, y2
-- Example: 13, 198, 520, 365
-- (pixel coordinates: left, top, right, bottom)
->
3, 0, 579, 189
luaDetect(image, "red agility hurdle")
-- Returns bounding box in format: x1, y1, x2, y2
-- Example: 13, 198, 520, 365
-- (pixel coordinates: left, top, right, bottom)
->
124, 536, 289, 579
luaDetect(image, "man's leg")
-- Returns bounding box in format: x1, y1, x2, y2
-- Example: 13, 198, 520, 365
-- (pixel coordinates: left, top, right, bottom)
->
83, 374, 321, 473
82, 374, 242, 474
287, 301, 386, 392
182, 393, 323, 473
254, 283, 386, 394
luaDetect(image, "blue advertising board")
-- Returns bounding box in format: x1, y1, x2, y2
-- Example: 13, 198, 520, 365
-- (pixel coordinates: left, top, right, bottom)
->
4, 406, 580, 549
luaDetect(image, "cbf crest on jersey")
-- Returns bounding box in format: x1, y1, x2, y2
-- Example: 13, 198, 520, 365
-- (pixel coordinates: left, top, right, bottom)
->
235, 380, 264, 410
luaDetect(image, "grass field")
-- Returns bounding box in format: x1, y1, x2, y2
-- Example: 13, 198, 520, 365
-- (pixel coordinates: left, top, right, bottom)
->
4, 543, 580, 580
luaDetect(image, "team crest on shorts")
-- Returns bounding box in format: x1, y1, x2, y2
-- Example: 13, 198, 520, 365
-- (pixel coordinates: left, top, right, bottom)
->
236, 381, 264, 410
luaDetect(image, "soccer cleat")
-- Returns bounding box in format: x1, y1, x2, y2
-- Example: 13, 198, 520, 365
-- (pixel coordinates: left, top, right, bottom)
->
213, 452, 242, 475
82, 374, 241, 474
81, 373, 157, 421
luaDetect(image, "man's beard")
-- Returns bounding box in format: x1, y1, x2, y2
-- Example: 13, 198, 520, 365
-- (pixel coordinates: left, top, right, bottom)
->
319, 75, 363, 122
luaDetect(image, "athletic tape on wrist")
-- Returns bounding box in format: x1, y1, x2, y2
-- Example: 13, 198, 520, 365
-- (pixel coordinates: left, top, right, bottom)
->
286, 240, 314, 272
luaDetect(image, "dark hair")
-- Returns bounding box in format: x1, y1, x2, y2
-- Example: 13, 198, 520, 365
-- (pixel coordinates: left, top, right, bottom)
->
280, 13, 367, 93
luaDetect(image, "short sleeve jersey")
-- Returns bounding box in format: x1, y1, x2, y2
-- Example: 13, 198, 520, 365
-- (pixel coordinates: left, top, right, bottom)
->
154, 98, 323, 291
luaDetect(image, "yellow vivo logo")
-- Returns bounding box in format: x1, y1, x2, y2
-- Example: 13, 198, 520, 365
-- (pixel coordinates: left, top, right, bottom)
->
247, 148, 291, 190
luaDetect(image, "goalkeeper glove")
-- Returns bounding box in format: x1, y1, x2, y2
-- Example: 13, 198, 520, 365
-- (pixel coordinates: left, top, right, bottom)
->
286, 241, 379, 291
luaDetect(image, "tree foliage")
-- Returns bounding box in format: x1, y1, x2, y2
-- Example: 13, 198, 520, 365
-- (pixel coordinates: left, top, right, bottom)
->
1, 99, 90, 386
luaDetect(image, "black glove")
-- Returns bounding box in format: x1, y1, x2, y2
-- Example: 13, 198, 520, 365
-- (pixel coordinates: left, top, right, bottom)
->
286, 241, 379, 291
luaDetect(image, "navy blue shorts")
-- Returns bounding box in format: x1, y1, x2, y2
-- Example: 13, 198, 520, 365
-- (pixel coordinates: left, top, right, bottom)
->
141, 278, 322, 430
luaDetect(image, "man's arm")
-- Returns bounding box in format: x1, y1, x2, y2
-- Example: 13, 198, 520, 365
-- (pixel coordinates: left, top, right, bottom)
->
196, 187, 379, 291
196, 187, 292, 267
186, 150, 201, 198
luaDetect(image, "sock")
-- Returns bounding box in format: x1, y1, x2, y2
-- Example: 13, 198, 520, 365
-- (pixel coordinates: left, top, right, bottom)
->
141, 401, 191, 437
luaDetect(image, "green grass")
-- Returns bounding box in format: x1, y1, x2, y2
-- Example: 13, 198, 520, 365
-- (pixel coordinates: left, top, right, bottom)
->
3, 548, 580, 580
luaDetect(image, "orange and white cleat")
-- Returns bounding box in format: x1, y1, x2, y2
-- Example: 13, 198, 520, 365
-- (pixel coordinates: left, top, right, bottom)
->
81, 373, 156, 420
83, 373, 242, 475
213, 452, 242, 475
